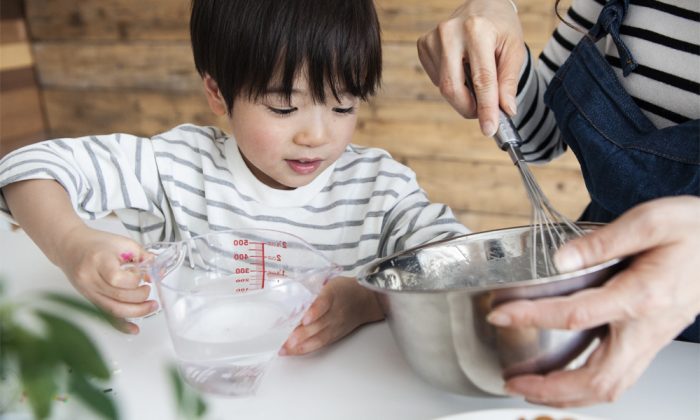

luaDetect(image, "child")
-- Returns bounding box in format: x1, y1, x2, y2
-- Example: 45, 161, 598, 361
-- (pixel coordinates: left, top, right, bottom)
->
0, 0, 468, 355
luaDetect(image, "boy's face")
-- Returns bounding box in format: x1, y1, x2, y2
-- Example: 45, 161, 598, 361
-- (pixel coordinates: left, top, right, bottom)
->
213, 77, 359, 190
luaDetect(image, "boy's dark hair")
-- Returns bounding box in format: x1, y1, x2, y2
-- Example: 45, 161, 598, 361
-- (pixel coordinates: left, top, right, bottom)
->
190, 0, 382, 113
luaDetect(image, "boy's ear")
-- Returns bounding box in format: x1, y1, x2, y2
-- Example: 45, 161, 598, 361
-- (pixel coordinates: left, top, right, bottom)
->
203, 75, 228, 116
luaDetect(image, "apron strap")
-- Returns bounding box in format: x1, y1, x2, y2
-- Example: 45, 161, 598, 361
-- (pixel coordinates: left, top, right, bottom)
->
588, 0, 638, 76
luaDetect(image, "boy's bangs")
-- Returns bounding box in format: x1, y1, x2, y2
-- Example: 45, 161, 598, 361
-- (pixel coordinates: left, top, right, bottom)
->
191, 0, 381, 111
259, 6, 381, 104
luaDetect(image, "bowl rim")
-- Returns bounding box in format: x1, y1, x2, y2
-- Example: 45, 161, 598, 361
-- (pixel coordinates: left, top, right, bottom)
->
358, 222, 625, 294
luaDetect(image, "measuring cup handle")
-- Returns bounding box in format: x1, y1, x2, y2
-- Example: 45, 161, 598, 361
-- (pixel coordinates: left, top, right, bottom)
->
120, 250, 161, 322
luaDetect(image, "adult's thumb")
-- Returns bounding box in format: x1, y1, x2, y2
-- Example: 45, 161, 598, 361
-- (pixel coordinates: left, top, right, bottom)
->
553, 201, 674, 273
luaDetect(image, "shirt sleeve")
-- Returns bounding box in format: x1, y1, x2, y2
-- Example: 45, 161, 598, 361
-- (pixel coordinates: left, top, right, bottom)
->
378, 168, 469, 258
0, 133, 169, 243
510, 0, 602, 163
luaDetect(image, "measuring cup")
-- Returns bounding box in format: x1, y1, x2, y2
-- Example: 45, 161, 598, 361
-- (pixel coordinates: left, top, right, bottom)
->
124, 229, 340, 396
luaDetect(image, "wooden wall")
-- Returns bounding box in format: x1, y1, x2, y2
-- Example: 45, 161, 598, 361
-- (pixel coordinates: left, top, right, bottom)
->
21, 0, 589, 232
0, 0, 47, 156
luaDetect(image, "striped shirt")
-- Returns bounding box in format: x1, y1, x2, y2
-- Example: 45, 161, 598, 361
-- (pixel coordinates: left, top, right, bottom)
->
0, 124, 468, 276
513, 0, 700, 162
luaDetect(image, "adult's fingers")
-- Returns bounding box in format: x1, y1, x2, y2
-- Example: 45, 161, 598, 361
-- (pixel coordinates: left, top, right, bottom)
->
496, 41, 526, 116
435, 20, 476, 119
554, 198, 681, 273
417, 32, 441, 87
486, 270, 642, 330
506, 330, 654, 407
464, 28, 500, 136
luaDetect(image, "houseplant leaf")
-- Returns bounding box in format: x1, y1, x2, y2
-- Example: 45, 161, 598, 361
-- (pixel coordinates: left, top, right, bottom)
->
36, 310, 110, 380
69, 372, 118, 420
40, 292, 112, 323
169, 365, 207, 419
14, 326, 60, 419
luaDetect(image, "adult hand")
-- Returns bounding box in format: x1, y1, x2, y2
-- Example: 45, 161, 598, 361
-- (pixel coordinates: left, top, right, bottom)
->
486, 196, 700, 407
59, 225, 157, 334
417, 0, 524, 136
280, 277, 384, 355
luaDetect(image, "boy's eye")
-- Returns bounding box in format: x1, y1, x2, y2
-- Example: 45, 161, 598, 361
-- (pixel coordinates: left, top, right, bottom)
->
268, 107, 297, 115
333, 106, 355, 114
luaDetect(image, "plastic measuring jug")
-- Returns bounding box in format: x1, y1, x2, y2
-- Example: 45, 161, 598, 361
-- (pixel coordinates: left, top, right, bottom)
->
125, 229, 340, 396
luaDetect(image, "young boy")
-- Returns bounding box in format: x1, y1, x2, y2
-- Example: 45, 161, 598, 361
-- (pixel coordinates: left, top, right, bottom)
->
0, 0, 468, 355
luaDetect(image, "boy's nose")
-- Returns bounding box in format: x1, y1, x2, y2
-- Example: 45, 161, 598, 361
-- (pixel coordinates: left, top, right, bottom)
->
293, 117, 329, 148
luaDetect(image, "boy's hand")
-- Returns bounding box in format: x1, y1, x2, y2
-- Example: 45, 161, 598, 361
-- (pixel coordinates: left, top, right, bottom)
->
58, 225, 157, 334
280, 277, 384, 355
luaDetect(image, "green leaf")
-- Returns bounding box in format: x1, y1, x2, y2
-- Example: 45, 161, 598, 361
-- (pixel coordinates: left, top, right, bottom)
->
195, 397, 207, 417
36, 311, 110, 380
69, 372, 118, 420
40, 292, 113, 324
21, 366, 58, 419
169, 365, 207, 419
13, 323, 62, 373
169, 366, 184, 404
0, 317, 14, 379
14, 328, 60, 419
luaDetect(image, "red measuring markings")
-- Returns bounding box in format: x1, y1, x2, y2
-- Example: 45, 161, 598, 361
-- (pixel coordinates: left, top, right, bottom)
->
232, 239, 290, 292
230, 239, 262, 292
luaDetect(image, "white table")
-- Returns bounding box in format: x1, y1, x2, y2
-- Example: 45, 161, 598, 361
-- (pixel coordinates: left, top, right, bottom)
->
1, 218, 698, 420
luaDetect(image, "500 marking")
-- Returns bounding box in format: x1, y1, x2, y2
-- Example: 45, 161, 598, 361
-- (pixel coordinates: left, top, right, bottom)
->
231, 239, 288, 290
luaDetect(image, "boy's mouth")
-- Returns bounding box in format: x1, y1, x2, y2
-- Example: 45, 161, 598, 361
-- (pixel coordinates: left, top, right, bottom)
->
286, 158, 323, 175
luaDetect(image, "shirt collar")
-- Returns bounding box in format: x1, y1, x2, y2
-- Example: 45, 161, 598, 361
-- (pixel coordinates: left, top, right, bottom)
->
224, 137, 335, 208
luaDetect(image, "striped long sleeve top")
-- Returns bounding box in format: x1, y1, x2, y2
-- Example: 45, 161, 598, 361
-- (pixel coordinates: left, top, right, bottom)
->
0, 124, 468, 276
512, 0, 699, 162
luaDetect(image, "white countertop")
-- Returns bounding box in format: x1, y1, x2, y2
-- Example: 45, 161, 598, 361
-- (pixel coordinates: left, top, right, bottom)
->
1, 218, 698, 420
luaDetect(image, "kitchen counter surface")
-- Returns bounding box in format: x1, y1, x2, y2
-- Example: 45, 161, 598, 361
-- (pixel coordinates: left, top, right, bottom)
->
1, 218, 698, 420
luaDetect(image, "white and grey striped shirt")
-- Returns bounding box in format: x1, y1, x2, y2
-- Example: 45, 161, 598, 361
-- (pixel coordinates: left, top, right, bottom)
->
0, 124, 468, 276
513, 0, 699, 162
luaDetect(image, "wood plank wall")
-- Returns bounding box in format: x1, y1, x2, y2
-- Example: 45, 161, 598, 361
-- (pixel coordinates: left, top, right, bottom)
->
22, 0, 589, 232
0, 0, 47, 156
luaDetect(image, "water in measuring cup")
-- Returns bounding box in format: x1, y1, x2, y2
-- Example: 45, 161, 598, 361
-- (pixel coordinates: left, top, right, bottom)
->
169, 277, 315, 396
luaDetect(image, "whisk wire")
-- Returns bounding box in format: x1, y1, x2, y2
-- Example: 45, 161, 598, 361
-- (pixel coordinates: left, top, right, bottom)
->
462, 64, 583, 279
515, 160, 584, 277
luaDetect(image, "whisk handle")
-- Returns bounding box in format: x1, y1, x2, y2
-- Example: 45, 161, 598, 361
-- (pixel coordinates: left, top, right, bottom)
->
493, 111, 523, 151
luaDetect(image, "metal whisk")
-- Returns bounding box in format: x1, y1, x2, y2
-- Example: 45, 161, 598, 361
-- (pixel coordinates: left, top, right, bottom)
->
464, 66, 584, 277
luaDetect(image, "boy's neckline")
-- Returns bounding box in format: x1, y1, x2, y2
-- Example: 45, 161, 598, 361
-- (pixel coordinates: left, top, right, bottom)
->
224, 137, 336, 208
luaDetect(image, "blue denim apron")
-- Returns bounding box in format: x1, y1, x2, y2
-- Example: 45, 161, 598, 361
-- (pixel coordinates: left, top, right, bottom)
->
543, 0, 700, 342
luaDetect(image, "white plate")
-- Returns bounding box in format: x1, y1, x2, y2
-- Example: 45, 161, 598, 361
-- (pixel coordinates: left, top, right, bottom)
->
433, 408, 607, 420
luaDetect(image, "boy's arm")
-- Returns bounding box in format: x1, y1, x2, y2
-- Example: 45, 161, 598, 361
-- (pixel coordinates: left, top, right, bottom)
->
3, 180, 86, 265
379, 187, 468, 257
3, 179, 156, 330
0, 134, 168, 243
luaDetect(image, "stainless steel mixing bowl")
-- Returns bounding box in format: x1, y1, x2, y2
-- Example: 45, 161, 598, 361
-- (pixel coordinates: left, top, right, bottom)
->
358, 224, 625, 396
